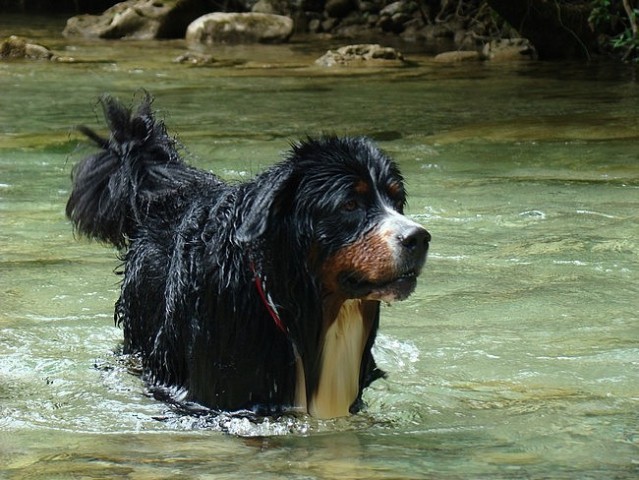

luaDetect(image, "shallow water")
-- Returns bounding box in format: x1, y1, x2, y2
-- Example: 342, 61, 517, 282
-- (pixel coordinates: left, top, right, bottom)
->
1, 15, 638, 479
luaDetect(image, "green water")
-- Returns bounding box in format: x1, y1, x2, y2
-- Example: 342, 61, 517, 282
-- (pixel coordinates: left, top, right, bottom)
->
1, 15, 638, 479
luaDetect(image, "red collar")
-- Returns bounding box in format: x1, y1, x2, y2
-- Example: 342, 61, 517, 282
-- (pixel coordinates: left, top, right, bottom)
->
250, 262, 286, 334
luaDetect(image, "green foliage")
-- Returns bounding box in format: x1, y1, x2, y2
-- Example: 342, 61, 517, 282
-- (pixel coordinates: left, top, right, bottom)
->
589, 0, 613, 27
589, 0, 639, 61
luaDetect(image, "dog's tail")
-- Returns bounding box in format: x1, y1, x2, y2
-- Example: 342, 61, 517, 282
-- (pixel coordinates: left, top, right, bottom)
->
66, 94, 192, 249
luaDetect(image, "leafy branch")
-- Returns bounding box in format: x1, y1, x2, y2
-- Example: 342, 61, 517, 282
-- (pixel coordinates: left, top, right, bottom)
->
590, 0, 639, 61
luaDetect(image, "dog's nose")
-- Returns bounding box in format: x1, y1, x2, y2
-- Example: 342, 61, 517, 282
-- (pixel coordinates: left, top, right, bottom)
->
399, 225, 430, 258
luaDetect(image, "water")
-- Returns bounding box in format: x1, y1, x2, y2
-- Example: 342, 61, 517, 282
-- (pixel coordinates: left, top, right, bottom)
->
1, 15, 638, 479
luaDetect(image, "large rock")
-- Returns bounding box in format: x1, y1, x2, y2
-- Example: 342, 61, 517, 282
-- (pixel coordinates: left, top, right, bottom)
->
315, 44, 407, 67
63, 0, 205, 39
0, 35, 57, 60
186, 13, 294, 44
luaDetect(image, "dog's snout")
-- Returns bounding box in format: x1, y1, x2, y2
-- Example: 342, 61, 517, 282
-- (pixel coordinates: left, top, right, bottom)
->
400, 225, 430, 252
380, 209, 430, 265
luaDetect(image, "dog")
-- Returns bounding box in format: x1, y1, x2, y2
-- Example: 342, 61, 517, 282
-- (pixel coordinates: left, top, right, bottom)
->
66, 95, 430, 419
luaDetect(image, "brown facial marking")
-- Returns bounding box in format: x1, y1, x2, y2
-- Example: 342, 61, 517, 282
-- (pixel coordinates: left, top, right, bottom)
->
354, 179, 370, 195
321, 228, 397, 295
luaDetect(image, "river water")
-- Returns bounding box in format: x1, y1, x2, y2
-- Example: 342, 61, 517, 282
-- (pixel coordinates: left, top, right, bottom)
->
1, 15, 638, 479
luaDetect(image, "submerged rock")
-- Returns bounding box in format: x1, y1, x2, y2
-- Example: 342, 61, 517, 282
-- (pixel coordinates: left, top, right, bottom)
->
0, 35, 57, 60
315, 44, 406, 67
173, 52, 245, 67
186, 12, 294, 44
433, 50, 482, 63
433, 39, 535, 63
173, 51, 217, 65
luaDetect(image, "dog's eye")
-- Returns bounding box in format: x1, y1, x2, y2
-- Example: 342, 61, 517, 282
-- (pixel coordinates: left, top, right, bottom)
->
387, 182, 405, 211
341, 199, 359, 212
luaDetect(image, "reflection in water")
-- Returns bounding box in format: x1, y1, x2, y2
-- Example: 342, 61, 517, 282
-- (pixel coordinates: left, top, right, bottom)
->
1, 16, 638, 479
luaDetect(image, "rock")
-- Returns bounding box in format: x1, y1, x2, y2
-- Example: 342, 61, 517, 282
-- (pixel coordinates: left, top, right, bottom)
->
359, 1, 378, 14
482, 38, 537, 61
315, 44, 407, 67
321, 17, 339, 32
173, 52, 217, 65
420, 22, 455, 41
251, 0, 290, 15
325, 0, 357, 18
433, 50, 482, 63
308, 18, 322, 33
173, 52, 245, 67
63, 0, 202, 39
379, 1, 405, 16
186, 13, 294, 45
331, 12, 370, 37
377, 0, 418, 34
0, 35, 57, 60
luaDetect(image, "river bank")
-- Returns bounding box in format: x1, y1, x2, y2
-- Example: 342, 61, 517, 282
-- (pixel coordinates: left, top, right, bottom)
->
0, 7, 536, 69
0, 0, 617, 62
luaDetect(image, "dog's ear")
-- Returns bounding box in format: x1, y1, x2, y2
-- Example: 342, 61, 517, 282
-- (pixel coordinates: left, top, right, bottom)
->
236, 164, 297, 244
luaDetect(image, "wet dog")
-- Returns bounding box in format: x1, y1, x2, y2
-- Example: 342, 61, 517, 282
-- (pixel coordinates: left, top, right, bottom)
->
67, 95, 429, 418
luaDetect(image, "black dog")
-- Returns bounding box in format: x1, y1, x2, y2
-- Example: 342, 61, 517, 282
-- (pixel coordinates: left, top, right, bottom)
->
67, 95, 430, 418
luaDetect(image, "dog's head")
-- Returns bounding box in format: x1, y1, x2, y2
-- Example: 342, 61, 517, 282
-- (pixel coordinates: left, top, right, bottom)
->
239, 136, 429, 303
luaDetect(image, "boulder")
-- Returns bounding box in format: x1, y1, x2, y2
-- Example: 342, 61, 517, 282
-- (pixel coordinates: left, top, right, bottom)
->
63, 0, 203, 39
315, 44, 407, 67
186, 13, 294, 45
482, 38, 537, 61
0, 35, 57, 60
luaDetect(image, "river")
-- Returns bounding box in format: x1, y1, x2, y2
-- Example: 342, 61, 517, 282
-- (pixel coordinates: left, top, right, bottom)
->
1, 15, 638, 479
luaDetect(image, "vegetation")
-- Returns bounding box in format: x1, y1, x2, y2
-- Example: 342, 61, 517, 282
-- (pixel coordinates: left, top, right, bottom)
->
486, 0, 638, 61
590, 0, 639, 61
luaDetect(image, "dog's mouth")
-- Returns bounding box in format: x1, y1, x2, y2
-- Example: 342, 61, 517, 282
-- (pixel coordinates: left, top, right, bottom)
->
338, 269, 420, 302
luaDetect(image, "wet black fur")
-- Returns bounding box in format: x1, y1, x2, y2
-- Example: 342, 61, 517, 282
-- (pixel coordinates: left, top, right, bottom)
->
67, 95, 410, 414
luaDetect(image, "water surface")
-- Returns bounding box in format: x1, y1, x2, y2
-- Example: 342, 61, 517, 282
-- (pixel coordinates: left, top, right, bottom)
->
1, 15, 638, 479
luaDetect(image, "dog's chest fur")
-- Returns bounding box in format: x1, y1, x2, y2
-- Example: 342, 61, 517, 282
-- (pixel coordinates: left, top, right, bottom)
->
290, 299, 373, 418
